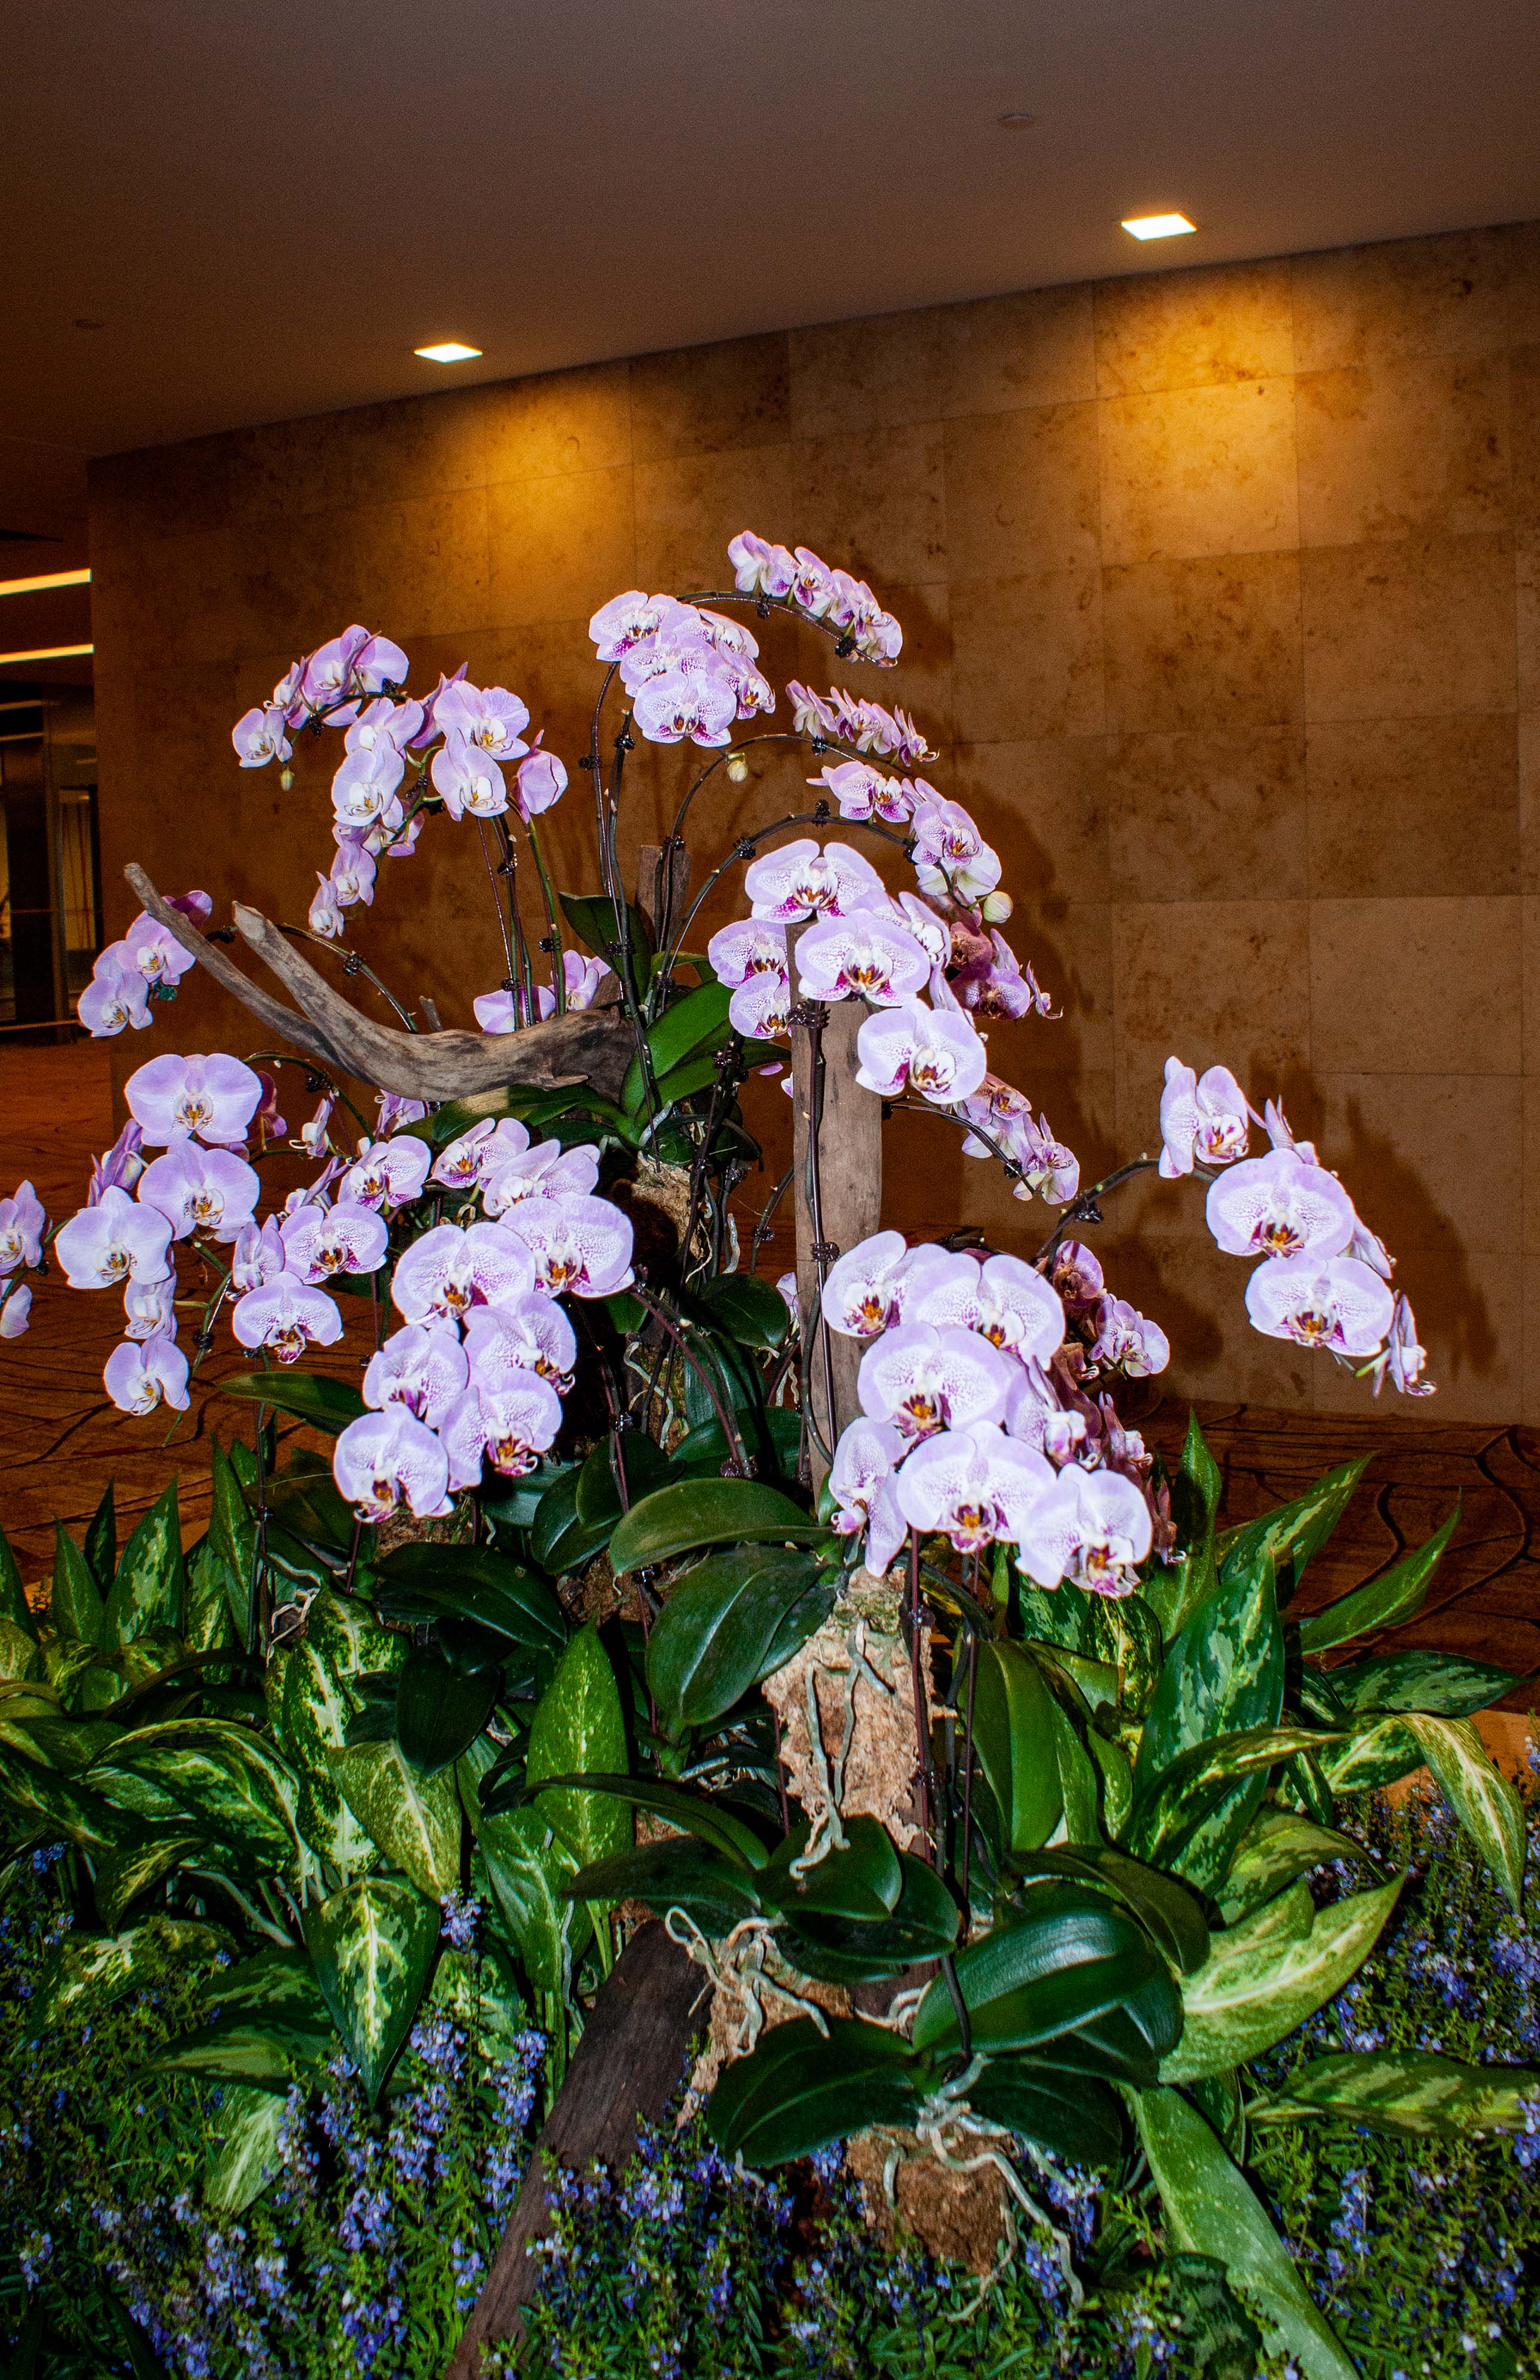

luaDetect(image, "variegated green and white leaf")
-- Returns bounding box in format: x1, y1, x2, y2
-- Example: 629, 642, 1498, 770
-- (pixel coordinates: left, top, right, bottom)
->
86, 1720, 305, 1869
1218, 1808, 1370, 1924
460, 1740, 583, 1997
1162, 1874, 1402, 2080
1251, 2049, 1540, 2138
328, 1739, 460, 1897
525, 1622, 630, 1871
204, 2082, 289, 2214
275, 1589, 402, 1873
303, 1875, 438, 2105
1402, 1713, 1526, 1912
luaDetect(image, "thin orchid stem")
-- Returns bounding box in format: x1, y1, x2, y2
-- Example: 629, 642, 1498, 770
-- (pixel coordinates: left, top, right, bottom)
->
524, 817, 567, 1014
273, 923, 418, 1032
907, 1528, 931, 1850
476, 818, 518, 990
628, 1293, 751, 1476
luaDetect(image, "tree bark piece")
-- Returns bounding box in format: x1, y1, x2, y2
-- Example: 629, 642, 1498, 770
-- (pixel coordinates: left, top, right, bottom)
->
789, 940, 883, 1488
124, 863, 634, 1100
445, 1921, 708, 2378
635, 843, 691, 947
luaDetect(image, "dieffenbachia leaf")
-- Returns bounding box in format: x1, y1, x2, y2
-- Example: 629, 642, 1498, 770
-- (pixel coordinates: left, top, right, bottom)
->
524, 1623, 631, 1873
86, 1719, 304, 1868
1294, 1505, 1459, 1654
303, 1875, 438, 2106
274, 1588, 402, 1872
1160, 1874, 1402, 2080
460, 1738, 583, 1997
204, 2083, 290, 2214
1132, 1551, 1283, 1895
1128, 1725, 1333, 1882
328, 1738, 460, 1897
1324, 1649, 1519, 1719
1402, 1713, 1526, 1912
51, 1522, 110, 1650
1144, 1411, 1224, 1641
1217, 1807, 1372, 1924
1215, 1458, 1368, 1607
105, 1481, 188, 1644
1251, 2048, 1540, 2138
1133, 2084, 1357, 2380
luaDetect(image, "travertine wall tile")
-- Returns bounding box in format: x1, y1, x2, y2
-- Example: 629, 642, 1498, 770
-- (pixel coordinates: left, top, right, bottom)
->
1306, 715, 1520, 898
1093, 257, 1295, 396
1098, 380, 1298, 565
1301, 533, 1517, 719
89, 214, 1540, 1424
1102, 552, 1303, 733
1310, 895, 1521, 1073
1295, 355, 1511, 545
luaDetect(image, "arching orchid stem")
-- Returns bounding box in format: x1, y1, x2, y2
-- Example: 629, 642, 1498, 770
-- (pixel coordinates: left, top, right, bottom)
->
679, 1040, 742, 1292
797, 999, 840, 1472
906, 1527, 932, 1850
344, 1511, 365, 1597
751, 1162, 795, 1277
664, 728, 899, 859
960, 1625, 979, 1932
243, 1052, 372, 1139
1032, 1157, 1164, 1267
628, 1292, 752, 1477
476, 818, 519, 996
522, 818, 567, 1015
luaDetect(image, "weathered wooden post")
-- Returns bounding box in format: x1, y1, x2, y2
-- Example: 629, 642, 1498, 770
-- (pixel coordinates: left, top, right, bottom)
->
789, 937, 882, 1487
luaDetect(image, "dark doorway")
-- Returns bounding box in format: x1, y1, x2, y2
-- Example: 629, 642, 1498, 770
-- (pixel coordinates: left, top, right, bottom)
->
0, 686, 97, 1038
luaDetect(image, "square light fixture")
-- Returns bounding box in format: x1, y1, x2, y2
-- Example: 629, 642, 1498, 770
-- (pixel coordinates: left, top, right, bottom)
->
1121, 212, 1196, 242
414, 340, 482, 363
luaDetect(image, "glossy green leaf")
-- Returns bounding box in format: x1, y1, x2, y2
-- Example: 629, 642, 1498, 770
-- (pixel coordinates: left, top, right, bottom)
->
911, 1883, 1176, 2058
692, 1274, 791, 1350
394, 1640, 501, 1772
94, 1829, 209, 1930
565, 1837, 764, 1936
1008, 1847, 1209, 1974
573, 1433, 676, 1533
764, 1816, 903, 1923
276, 1589, 402, 1871
527, 1464, 613, 1576
1217, 1459, 1368, 1607
304, 1875, 438, 2106
205, 2083, 289, 2213
502, 1771, 771, 1870
1133, 1552, 1283, 1894
257, 1453, 359, 1554
84, 1482, 117, 1595
525, 1624, 630, 1870
968, 1641, 1064, 1857
609, 1479, 821, 1573
1217, 1808, 1371, 1924
143, 2024, 323, 2091
560, 892, 653, 1006
1146, 1412, 1224, 1640
775, 1851, 960, 1982
1319, 1713, 1423, 1795
51, 1522, 110, 1649
202, 1944, 332, 2037
372, 1543, 566, 1652
1253, 2049, 1540, 2137
1162, 1875, 1402, 2080
964, 2058, 1125, 2167
646, 1547, 826, 1738
705, 2016, 929, 2167
219, 1370, 366, 1436
1085, 1722, 1132, 1841
36, 1915, 223, 2026
670, 1408, 802, 1481
460, 1739, 582, 1996
622, 980, 734, 1110
104, 1482, 188, 1647
1404, 1713, 1526, 1911
1295, 1505, 1459, 1653
183, 1537, 236, 1655
87, 1719, 303, 1865
0, 1743, 132, 1851
328, 1739, 461, 1896
1134, 2085, 1356, 2380
0, 1522, 36, 1641
1128, 1725, 1333, 1883
1325, 1648, 1518, 1717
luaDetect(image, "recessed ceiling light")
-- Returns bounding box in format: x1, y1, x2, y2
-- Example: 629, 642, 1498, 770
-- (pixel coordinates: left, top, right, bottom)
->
997, 110, 1038, 129
414, 341, 482, 364
1121, 212, 1197, 242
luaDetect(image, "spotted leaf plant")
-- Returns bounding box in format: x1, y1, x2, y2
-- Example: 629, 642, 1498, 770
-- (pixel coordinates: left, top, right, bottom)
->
0, 535, 1526, 2363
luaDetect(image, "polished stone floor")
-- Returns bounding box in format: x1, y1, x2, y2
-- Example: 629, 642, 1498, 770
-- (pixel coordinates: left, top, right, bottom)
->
0, 1042, 1535, 1717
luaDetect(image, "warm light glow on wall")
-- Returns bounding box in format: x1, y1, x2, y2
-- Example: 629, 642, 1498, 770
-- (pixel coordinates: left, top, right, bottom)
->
0, 643, 94, 664
0, 569, 91, 597
1121, 212, 1197, 241
414, 342, 483, 362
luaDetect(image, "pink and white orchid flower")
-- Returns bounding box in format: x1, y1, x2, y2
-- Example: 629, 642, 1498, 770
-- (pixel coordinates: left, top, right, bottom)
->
55, 1188, 173, 1289
232, 703, 293, 768
707, 918, 789, 987
1014, 1463, 1154, 1597
1205, 1149, 1356, 1262
231, 1216, 286, 1293
333, 1407, 451, 1522
463, 1294, 578, 1393
279, 1200, 389, 1284
0, 1183, 46, 1275
137, 1139, 261, 1244
823, 1229, 912, 1338
104, 1335, 190, 1416
432, 731, 510, 820
1368, 1294, 1435, 1397
341, 1135, 433, 1211
391, 1222, 536, 1323
795, 911, 929, 1006
231, 1271, 344, 1363
363, 1322, 469, 1429
633, 670, 737, 749
120, 910, 200, 989
124, 1053, 263, 1148
515, 739, 568, 818
1159, 1058, 1253, 1179
1245, 1253, 1395, 1358
895, 1422, 1054, 1557
829, 1417, 906, 1545
727, 533, 798, 599
1049, 1240, 1104, 1310
910, 796, 1001, 908
858, 1322, 1014, 1442
434, 681, 531, 758
123, 1277, 178, 1341
728, 971, 793, 1041
0, 1284, 32, 1339
78, 954, 153, 1037
744, 839, 885, 923
1089, 1295, 1171, 1378
807, 761, 913, 826
497, 1194, 635, 1299
854, 999, 988, 1105
479, 1133, 600, 1215
912, 1250, 1067, 1368
953, 931, 1053, 1021
438, 1377, 565, 1487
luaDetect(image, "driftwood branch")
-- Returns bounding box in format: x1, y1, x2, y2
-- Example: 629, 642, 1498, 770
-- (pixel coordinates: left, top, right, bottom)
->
124, 863, 634, 1101
446, 1922, 707, 2377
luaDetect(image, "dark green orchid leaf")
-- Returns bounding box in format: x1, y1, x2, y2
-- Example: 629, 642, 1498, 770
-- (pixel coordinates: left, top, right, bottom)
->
910, 1881, 1177, 2058
500, 1769, 772, 1871
609, 1480, 822, 1574
705, 2016, 931, 2167
574, 1434, 676, 1533
645, 1546, 827, 1739
763, 1816, 903, 1923
779, 1852, 960, 1982
968, 1640, 1064, 1857
563, 1836, 764, 1936
1006, 1845, 1209, 1974
219, 1371, 366, 1436
395, 1641, 502, 1773
372, 1543, 566, 1652
692, 1275, 791, 1351
964, 2056, 1125, 2167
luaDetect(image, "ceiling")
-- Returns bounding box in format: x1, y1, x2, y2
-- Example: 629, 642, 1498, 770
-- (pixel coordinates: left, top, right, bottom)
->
1, 0, 1538, 609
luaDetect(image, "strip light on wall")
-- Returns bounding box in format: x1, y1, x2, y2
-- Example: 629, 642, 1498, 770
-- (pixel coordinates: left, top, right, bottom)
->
0, 643, 94, 665
0, 568, 91, 597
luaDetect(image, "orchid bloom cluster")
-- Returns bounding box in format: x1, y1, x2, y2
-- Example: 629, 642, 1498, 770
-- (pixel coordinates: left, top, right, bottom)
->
229, 624, 568, 944
817, 1229, 1160, 1598
77, 890, 211, 1039
587, 589, 775, 748
42, 1048, 637, 1518
726, 532, 902, 664
1157, 1058, 1431, 1395
0, 1180, 47, 1341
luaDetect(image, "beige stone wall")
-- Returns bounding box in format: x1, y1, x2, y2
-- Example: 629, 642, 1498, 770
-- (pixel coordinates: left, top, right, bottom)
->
89, 219, 1540, 1423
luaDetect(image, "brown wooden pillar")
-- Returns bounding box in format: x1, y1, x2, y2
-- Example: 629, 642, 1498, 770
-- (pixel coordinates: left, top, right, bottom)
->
789, 930, 882, 1488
